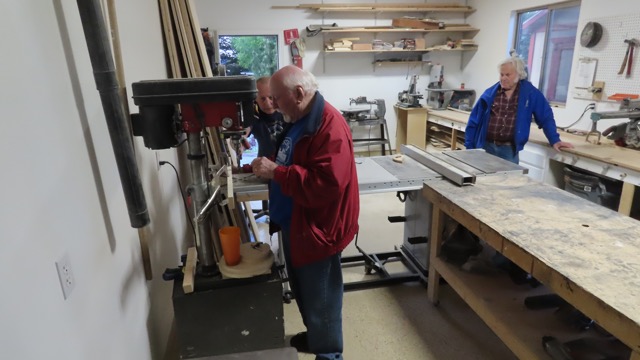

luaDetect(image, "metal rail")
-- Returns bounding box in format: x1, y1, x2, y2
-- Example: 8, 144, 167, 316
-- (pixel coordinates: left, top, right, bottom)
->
401, 144, 475, 186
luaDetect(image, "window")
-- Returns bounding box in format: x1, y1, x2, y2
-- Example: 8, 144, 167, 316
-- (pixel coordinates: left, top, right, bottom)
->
513, 2, 580, 105
218, 35, 278, 77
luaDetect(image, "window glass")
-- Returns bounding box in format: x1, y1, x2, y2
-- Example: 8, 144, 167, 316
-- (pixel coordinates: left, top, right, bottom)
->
514, 3, 579, 105
218, 35, 278, 77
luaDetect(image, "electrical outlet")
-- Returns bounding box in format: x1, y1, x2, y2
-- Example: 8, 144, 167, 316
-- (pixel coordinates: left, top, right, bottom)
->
55, 253, 75, 300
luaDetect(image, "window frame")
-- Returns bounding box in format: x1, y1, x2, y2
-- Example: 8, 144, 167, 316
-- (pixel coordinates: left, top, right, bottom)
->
513, 0, 581, 106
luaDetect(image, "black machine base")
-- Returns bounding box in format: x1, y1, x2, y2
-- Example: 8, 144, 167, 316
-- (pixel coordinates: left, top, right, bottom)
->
172, 270, 284, 359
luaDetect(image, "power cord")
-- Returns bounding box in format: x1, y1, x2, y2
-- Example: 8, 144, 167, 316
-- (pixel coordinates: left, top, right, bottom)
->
159, 161, 197, 238
557, 102, 596, 131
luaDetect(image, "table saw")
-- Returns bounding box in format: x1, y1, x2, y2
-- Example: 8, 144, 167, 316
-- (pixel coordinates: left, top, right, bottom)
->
231, 146, 528, 289
347, 146, 527, 288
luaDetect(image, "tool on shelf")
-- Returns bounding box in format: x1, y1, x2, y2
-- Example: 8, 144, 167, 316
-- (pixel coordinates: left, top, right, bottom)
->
425, 64, 460, 110
342, 96, 386, 121
397, 75, 423, 108
588, 98, 640, 148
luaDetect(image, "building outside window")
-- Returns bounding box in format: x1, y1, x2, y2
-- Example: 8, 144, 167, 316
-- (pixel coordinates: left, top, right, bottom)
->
514, 2, 580, 105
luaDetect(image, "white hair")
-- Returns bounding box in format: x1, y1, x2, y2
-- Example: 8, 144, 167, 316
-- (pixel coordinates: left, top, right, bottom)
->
282, 67, 318, 94
498, 56, 527, 80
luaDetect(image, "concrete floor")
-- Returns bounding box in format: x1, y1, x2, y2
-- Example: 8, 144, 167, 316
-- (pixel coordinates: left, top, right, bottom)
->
281, 191, 516, 360
166, 191, 516, 360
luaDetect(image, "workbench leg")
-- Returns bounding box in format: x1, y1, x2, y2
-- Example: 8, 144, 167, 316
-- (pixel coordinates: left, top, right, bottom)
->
618, 182, 635, 216
450, 129, 458, 150
427, 205, 445, 304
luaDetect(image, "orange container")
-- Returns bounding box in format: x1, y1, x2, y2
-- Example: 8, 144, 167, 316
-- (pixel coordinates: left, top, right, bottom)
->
219, 226, 241, 266
607, 93, 639, 101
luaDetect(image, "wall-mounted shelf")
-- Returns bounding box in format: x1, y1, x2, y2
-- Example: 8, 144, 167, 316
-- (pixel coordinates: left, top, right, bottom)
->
324, 47, 477, 54
374, 61, 430, 66
273, 4, 475, 14
309, 5, 479, 73
322, 27, 479, 34
325, 49, 429, 54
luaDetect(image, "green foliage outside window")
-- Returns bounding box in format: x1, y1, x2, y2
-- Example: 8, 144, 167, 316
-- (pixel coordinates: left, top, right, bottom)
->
219, 35, 278, 77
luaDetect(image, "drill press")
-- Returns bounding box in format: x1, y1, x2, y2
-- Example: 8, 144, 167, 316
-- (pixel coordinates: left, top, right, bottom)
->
132, 76, 256, 273
131, 77, 285, 358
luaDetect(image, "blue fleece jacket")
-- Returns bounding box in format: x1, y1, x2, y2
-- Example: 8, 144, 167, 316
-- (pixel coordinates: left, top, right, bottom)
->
464, 79, 561, 152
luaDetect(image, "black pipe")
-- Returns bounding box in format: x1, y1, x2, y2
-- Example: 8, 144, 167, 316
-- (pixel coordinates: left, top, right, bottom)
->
76, 0, 149, 228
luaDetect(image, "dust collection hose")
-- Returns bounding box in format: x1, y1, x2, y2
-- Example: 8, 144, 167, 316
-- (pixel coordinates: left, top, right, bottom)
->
76, 0, 152, 278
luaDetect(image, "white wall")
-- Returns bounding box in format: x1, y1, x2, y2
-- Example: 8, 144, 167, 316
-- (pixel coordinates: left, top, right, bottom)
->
466, 0, 640, 133
1, 1, 636, 360
0, 1, 188, 359
198, 0, 639, 146
195, 0, 471, 150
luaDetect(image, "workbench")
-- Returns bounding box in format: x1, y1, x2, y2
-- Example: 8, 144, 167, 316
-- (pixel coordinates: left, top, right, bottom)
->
424, 108, 640, 217
424, 174, 640, 359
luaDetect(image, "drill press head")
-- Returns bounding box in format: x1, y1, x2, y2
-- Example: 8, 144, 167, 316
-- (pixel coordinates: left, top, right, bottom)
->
130, 76, 257, 150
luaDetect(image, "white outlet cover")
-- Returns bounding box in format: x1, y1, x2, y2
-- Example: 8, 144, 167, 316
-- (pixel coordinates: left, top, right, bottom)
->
55, 253, 75, 300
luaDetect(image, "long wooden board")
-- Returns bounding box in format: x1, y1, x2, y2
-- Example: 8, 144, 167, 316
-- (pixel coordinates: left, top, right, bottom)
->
177, 0, 202, 77
158, 0, 180, 77
186, 0, 213, 77
169, 0, 193, 77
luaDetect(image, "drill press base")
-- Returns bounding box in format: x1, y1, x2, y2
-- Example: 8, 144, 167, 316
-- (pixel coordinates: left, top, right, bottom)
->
172, 270, 284, 359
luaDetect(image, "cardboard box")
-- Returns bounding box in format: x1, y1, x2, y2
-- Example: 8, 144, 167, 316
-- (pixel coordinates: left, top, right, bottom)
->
414, 38, 426, 49
352, 43, 373, 50
392, 18, 442, 30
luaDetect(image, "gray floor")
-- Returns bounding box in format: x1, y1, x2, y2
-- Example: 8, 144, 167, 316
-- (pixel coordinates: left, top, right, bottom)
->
281, 191, 516, 360
166, 191, 516, 360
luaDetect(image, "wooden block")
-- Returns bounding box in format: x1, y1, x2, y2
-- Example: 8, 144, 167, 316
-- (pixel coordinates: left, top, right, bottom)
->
414, 38, 425, 49
352, 43, 373, 50
182, 247, 197, 294
392, 18, 441, 29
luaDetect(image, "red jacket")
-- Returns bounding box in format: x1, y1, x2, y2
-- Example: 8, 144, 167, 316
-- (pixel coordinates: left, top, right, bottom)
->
272, 93, 360, 267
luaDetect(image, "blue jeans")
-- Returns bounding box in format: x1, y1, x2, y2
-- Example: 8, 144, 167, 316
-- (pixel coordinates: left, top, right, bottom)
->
282, 230, 344, 360
483, 142, 519, 164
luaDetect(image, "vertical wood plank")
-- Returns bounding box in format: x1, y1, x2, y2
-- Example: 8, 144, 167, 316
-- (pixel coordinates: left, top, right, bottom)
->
427, 203, 444, 303
186, 0, 213, 77
158, 0, 180, 77
618, 182, 635, 216
169, 0, 193, 77
177, 0, 202, 77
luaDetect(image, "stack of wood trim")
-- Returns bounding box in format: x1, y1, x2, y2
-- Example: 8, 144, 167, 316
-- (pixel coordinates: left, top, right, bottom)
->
158, 0, 212, 78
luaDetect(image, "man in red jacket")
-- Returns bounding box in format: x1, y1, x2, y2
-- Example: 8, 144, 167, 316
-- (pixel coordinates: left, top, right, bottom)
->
252, 65, 360, 359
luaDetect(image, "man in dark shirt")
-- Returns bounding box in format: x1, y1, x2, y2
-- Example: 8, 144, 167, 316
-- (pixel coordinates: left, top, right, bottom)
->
243, 77, 284, 216
246, 77, 284, 158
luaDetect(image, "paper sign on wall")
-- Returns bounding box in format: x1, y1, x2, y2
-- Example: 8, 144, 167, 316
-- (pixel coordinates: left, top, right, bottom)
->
284, 29, 299, 45
575, 58, 597, 89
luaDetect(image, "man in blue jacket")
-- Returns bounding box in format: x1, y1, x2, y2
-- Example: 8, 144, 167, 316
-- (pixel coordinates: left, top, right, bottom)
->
465, 56, 573, 285
464, 56, 573, 163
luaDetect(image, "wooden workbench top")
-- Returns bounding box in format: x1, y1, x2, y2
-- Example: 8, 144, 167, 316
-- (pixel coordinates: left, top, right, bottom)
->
423, 174, 640, 352
426, 108, 640, 173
